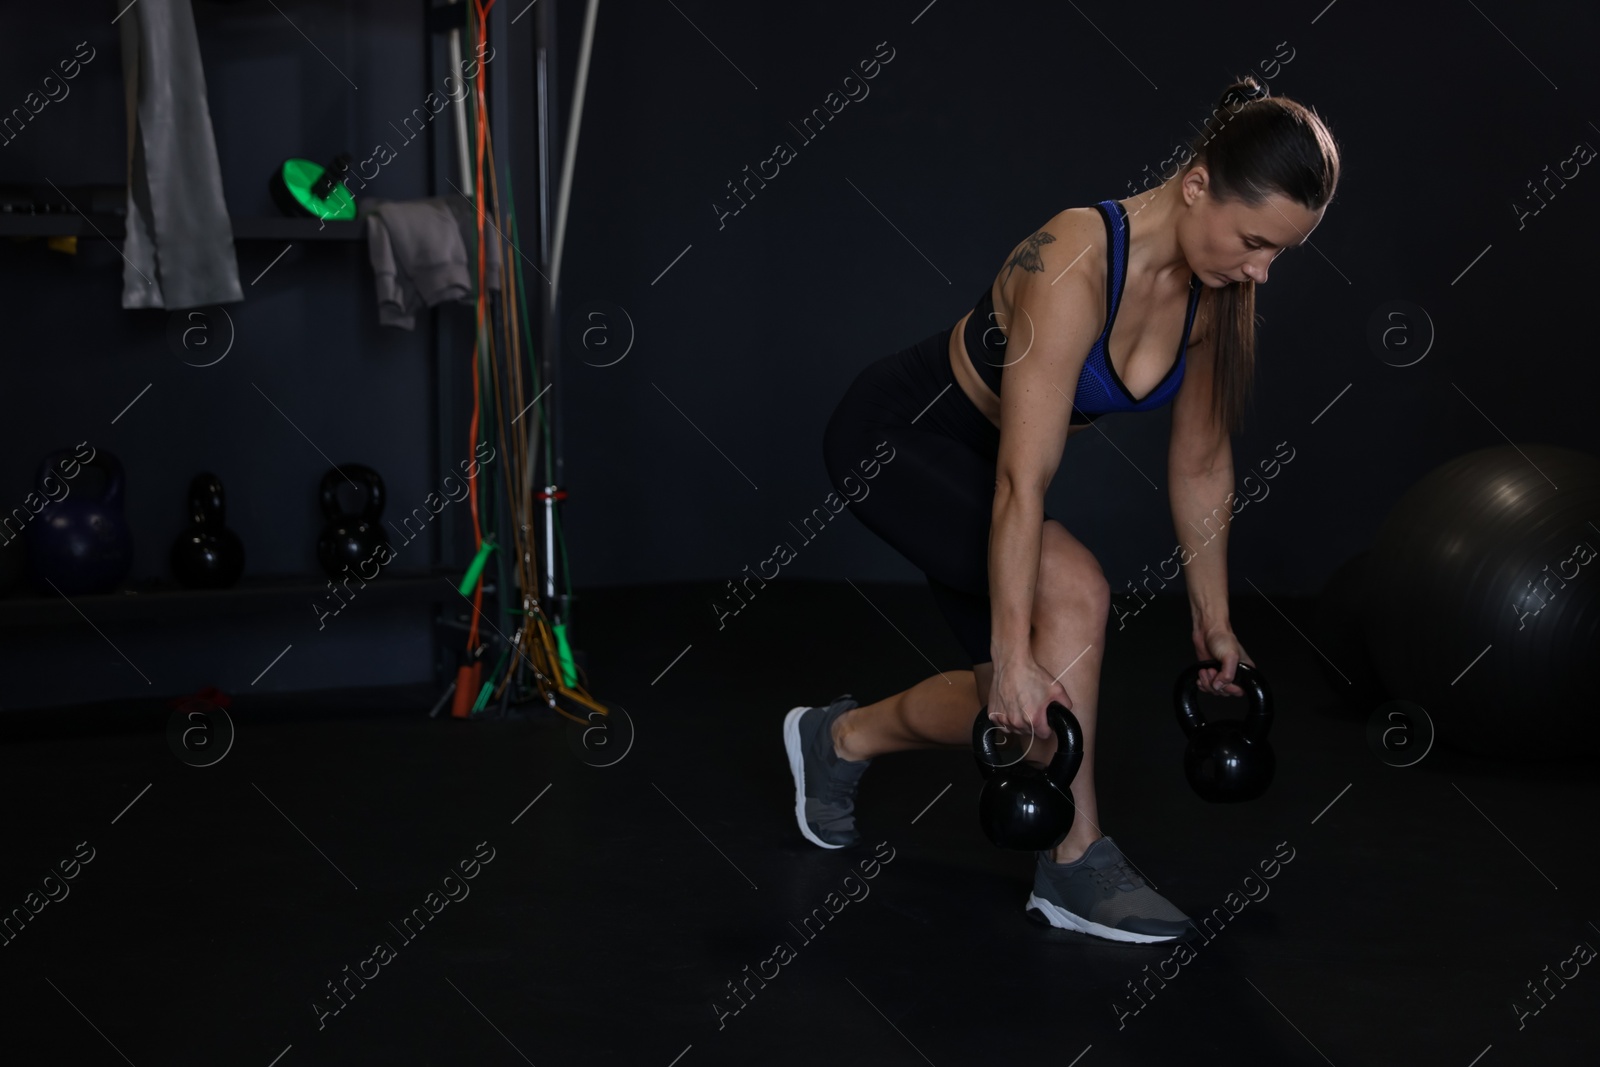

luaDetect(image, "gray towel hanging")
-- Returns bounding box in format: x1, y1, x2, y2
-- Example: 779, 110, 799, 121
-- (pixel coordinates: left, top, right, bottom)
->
119, 0, 243, 310
363, 195, 502, 330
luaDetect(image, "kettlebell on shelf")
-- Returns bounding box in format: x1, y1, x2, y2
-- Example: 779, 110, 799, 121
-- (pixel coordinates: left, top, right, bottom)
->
1172, 660, 1276, 802
316, 464, 390, 582
170, 472, 245, 589
28, 448, 134, 595
971, 703, 1084, 851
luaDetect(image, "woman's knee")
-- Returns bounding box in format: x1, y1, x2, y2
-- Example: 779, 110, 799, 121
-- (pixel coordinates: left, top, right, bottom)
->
1036, 521, 1110, 624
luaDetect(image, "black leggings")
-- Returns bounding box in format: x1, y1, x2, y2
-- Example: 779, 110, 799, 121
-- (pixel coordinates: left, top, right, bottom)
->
822, 325, 1057, 666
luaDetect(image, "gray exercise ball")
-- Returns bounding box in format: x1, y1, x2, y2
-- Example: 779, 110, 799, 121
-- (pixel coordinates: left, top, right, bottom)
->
1362, 444, 1600, 760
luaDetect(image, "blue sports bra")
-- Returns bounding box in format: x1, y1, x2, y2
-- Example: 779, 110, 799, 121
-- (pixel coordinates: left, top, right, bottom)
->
963, 199, 1203, 426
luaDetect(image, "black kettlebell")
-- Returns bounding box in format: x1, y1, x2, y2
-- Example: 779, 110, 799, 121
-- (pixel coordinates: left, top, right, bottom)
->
1173, 660, 1274, 802
316, 464, 390, 581
170, 472, 245, 588
971, 703, 1083, 851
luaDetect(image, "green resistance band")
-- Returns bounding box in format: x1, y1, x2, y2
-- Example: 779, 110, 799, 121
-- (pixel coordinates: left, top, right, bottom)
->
553, 622, 577, 687
458, 538, 497, 596
471, 643, 512, 713
461, 538, 578, 688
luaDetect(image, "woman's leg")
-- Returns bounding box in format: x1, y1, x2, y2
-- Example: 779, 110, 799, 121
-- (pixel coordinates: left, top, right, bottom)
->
831, 669, 984, 757
830, 520, 1108, 864
1022, 524, 1109, 865
817, 330, 1109, 862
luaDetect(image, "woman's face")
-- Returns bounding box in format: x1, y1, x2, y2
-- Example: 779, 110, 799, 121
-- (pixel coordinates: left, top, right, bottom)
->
1180, 166, 1324, 287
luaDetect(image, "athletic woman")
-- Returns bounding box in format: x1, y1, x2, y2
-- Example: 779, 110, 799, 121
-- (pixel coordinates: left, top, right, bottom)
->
784, 77, 1341, 943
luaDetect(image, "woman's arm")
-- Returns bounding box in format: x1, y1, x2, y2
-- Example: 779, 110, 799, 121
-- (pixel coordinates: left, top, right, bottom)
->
1167, 318, 1250, 694
988, 211, 1105, 726
1169, 446, 1235, 636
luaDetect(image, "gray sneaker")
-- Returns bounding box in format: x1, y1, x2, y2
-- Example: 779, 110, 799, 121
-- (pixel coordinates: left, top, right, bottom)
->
783, 696, 871, 848
1026, 836, 1196, 943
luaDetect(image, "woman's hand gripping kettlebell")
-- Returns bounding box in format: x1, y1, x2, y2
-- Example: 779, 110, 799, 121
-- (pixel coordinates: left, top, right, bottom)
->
988, 656, 1072, 763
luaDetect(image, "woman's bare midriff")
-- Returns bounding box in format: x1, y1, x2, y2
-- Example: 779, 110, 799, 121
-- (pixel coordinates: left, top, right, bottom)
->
947, 306, 1093, 439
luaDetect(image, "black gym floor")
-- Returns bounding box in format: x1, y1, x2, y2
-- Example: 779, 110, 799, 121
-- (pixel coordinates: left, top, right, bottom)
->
2, 581, 1596, 1066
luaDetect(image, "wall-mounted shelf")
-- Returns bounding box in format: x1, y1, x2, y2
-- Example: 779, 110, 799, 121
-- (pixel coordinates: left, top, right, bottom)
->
0, 213, 364, 241
0, 567, 470, 628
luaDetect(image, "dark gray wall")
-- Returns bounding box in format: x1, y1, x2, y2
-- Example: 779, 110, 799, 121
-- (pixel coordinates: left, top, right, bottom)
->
555, 1, 1600, 604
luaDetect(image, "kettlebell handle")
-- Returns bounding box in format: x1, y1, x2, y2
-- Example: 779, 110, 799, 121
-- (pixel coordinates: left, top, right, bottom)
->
972, 703, 1084, 794
319, 464, 386, 522
187, 472, 227, 529
36, 449, 124, 509
1173, 660, 1273, 741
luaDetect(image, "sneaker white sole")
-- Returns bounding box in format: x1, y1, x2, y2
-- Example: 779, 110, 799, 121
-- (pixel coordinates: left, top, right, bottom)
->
1025, 892, 1186, 944
784, 705, 846, 850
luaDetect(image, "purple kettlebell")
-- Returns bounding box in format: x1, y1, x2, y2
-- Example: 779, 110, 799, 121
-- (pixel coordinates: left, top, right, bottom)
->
28, 448, 135, 595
